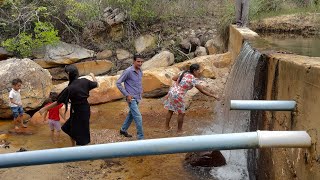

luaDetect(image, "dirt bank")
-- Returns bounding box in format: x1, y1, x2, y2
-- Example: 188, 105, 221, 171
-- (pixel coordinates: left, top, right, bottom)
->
250, 13, 320, 36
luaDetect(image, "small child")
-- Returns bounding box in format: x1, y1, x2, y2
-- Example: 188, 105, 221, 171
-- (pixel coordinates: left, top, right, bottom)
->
43, 92, 65, 143
9, 78, 26, 129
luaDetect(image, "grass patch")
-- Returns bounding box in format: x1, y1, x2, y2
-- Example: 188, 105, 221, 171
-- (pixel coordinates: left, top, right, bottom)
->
251, 5, 320, 20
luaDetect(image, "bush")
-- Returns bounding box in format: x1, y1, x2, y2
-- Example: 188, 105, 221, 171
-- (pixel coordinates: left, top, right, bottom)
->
2, 22, 60, 57
64, 0, 101, 27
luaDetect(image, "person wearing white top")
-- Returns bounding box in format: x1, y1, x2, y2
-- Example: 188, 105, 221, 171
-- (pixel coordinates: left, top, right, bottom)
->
9, 78, 27, 129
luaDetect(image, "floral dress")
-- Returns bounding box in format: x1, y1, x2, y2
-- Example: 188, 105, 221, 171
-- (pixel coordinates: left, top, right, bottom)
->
163, 72, 199, 113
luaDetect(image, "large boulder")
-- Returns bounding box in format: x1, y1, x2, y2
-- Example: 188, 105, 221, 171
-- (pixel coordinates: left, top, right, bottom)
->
194, 46, 208, 57
33, 41, 95, 68
51, 54, 228, 104
205, 39, 219, 55
0, 58, 52, 119
75, 60, 113, 76
96, 49, 113, 60
174, 54, 225, 79
179, 39, 192, 53
116, 49, 132, 60
142, 67, 180, 98
52, 75, 123, 104
48, 60, 113, 80
141, 51, 174, 70
134, 34, 157, 53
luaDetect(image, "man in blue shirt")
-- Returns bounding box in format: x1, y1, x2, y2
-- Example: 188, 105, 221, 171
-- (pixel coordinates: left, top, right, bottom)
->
116, 54, 144, 140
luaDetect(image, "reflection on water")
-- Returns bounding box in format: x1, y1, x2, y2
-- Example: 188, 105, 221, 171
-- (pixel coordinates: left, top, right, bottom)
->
0, 120, 71, 150
262, 35, 320, 57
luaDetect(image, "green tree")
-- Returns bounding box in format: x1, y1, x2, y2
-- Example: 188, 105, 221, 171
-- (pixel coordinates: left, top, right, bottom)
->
2, 21, 59, 57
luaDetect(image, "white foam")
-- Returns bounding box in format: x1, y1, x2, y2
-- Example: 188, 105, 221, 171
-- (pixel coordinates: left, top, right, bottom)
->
210, 164, 249, 180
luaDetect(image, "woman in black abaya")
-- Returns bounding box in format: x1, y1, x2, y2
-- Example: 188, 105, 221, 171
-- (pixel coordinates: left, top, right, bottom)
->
40, 65, 98, 146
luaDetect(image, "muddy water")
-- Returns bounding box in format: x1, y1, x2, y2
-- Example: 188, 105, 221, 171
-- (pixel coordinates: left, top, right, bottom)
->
0, 97, 217, 180
262, 35, 320, 57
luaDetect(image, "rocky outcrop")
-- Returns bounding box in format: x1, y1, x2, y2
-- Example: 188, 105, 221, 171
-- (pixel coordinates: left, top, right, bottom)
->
51, 53, 228, 104
102, 7, 126, 26
0, 58, 52, 119
174, 53, 232, 79
82, 7, 126, 46
82, 20, 109, 49
51, 67, 177, 104
33, 41, 95, 68
141, 51, 174, 70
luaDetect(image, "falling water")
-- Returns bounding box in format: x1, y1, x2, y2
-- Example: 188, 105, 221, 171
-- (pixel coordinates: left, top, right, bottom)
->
207, 41, 262, 180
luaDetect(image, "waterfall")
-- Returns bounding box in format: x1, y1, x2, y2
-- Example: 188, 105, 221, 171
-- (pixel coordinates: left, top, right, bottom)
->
208, 41, 262, 180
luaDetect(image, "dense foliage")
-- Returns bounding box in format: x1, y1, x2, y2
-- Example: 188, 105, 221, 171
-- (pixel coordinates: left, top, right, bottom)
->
1, 0, 319, 57
2, 22, 59, 57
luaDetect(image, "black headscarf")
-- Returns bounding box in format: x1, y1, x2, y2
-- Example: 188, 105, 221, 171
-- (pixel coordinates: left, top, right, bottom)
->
58, 65, 79, 112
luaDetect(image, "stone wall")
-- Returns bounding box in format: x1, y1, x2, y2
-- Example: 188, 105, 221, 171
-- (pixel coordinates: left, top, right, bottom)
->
259, 54, 320, 180
228, 25, 320, 179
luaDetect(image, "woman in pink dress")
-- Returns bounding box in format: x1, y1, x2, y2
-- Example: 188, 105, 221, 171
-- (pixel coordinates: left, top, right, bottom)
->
163, 63, 219, 133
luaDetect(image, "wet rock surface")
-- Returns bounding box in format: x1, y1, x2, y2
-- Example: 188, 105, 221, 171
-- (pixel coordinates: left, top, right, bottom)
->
185, 151, 227, 167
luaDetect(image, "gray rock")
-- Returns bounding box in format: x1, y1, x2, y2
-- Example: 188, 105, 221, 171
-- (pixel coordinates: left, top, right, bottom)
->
0, 58, 52, 118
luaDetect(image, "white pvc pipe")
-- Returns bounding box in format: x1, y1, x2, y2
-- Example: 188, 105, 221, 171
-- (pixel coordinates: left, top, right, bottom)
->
230, 100, 296, 111
0, 131, 311, 168
257, 130, 311, 148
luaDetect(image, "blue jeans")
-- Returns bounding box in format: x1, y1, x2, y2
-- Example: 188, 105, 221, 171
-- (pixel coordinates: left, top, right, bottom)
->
10, 106, 24, 119
121, 99, 144, 140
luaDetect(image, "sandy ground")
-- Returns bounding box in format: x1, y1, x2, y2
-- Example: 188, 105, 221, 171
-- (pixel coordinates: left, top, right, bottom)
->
0, 97, 218, 180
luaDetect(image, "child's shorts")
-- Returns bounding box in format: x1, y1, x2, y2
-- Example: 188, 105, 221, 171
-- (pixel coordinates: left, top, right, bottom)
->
48, 119, 61, 131
10, 106, 24, 118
